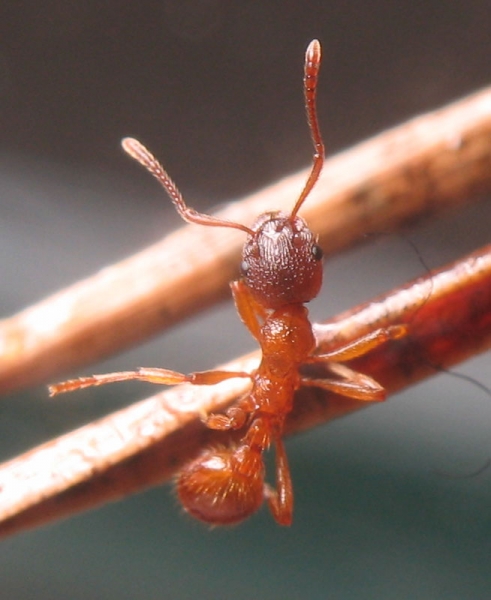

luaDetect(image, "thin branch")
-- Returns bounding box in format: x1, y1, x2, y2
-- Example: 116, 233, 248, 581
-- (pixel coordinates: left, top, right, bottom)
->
0, 88, 491, 394
0, 244, 489, 537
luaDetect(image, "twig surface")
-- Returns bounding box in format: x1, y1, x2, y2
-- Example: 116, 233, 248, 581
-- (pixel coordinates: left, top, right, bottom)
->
0, 88, 490, 394
0, 244, 489, 537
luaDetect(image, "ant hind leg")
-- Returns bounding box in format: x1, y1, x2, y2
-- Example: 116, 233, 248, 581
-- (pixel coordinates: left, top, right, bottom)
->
264, 437, 293, 526
311, 325, 407, 364
302, 362, 386, 402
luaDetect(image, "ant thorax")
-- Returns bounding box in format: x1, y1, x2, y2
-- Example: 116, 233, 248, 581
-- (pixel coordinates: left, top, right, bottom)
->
240, 211, 323, 309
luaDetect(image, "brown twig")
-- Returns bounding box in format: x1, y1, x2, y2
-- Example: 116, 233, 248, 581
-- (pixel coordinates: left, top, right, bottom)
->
0, 244, 490, 537
0, 87, 491, 394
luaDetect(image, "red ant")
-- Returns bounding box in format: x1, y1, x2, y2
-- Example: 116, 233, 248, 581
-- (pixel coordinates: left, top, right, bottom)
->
49, 40, 406, 526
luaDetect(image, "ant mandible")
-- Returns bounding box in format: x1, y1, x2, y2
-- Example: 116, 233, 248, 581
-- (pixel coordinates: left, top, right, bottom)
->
49, 40, 406, 526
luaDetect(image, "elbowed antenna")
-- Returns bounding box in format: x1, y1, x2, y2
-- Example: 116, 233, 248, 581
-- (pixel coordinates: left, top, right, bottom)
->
290, 38, 325, 219
121, 137, 254, 235
122, 40, 325, 233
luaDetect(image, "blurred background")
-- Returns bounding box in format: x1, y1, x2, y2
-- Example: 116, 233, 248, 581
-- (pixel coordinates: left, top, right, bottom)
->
1, 1, 491, 598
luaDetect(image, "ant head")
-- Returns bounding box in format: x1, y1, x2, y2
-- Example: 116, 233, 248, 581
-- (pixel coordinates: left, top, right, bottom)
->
239, 38, 325, 309
241, 211, 323, 308
122, 40, 325, 309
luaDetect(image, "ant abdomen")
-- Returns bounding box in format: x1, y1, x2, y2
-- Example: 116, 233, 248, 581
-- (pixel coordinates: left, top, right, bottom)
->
177, 444, 265, 525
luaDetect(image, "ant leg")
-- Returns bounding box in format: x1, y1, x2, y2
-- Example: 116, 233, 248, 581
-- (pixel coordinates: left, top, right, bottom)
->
302, 362, 386, 401
310, 324, 407, 363
302, 325, 407, 401
49, 367, 252, 396
205, 391, 258, 431
231, 280, 268, 342
265, 436, 293, 526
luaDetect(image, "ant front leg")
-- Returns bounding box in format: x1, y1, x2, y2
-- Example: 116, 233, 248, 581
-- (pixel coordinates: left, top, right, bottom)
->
202, 281, 266, 431
231, 280, 269, 342
205, 391, 257, 431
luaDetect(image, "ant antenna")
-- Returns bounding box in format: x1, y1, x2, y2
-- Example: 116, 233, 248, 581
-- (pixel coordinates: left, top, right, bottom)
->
123, 40, 324, 232
291, 39, 325, 219
121, 137, 254, 236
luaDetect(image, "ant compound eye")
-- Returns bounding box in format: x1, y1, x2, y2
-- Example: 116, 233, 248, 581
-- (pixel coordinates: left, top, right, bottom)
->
312, 244, 323, 261
240, 260, 249, 274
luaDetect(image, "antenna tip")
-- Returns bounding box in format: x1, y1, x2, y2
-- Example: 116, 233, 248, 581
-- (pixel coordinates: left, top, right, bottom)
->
121, 137, 139, 155
121, 137, 152, 166
306, 39, 321, 62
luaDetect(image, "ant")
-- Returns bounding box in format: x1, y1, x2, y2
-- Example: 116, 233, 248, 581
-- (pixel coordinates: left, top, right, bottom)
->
49, 40, 406, 526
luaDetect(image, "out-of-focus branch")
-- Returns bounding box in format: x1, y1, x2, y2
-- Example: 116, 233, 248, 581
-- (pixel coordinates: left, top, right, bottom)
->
0, 244, 489, 537
0, 88, 490, 394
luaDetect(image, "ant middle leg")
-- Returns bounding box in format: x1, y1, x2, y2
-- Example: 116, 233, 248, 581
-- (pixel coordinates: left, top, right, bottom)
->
301, 324, 408, 402
310, 324, 407, 364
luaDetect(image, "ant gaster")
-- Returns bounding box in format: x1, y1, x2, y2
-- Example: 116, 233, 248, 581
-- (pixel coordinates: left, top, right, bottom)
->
50, 40, 406, 526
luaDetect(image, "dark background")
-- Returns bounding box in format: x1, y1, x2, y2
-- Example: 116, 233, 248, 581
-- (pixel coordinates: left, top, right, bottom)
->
1, 2, 491, 599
